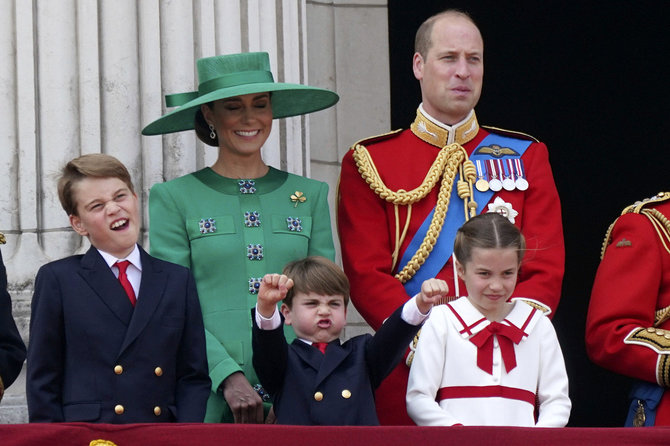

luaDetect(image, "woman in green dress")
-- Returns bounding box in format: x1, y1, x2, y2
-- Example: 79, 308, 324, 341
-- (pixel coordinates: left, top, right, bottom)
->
142, 52, 338, 423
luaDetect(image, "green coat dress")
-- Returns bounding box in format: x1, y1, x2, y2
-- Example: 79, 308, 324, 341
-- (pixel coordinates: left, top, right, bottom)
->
149, 166, 335, 422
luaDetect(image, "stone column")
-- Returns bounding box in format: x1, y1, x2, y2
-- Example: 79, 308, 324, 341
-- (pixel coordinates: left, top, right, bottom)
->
0, 0, 391, 422
306, 0, 391, 340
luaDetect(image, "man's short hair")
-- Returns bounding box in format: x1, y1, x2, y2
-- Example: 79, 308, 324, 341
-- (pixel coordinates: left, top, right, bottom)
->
282, 256, 350, 308
414, 9, 479, 58
57, 153, 135, 216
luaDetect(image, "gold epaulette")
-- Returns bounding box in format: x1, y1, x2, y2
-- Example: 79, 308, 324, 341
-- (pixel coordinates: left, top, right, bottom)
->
0, 232, 5, 244
621, 191, 670, 215
348, 128, 404, 151
482, 125, 539, 143
600, 192, 670, 260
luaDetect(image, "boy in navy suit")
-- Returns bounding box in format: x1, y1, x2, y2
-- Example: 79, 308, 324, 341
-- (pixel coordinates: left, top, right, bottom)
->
26, 154, 210, 423
252, 256, 446, 425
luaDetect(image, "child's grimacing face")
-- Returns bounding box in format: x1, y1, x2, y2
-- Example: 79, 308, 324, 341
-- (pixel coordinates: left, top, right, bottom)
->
69, 177, 140, 259
281, 292, 347, 343
456, 247, 520, 321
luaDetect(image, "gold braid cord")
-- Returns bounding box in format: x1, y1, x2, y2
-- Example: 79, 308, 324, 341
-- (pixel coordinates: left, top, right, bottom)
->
643, 208, 670, 326
659, 354, 670, 388
599, 219, 618, 261
353, 142, 477, 284
644, 208, 670, 256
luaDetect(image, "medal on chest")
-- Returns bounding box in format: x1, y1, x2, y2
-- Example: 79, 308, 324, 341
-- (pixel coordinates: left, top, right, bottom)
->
488, 159, 502, 192
501, 159, 516, 191
475, 159, 489, 192
513, 158, 529, 191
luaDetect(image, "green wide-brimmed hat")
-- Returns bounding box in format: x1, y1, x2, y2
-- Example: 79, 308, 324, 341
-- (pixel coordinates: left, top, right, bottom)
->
142, 52, 339, 135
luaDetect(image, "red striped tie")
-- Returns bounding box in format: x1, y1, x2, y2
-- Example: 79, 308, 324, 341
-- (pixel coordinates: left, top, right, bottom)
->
115, 260, 136, 306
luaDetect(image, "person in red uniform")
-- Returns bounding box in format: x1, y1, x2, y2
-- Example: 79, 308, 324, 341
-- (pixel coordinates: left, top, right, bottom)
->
337, 9, 564, 425
586, 192, 670, 426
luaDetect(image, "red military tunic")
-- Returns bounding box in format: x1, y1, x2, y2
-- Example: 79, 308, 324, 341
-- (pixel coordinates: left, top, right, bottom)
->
586, 192, 670, 426
338, 108, 565, 425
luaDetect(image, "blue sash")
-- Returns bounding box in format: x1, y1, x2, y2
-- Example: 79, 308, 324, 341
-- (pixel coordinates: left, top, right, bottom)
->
624, 380, 664, 427
398, 134, 532, 296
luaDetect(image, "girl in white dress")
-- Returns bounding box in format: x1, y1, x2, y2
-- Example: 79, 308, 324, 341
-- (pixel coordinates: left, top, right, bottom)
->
406, 213, 571, 427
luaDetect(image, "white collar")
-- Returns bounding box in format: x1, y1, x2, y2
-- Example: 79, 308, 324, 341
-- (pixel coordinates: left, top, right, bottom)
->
97, 244, 142, 271
446, 296, 542, 339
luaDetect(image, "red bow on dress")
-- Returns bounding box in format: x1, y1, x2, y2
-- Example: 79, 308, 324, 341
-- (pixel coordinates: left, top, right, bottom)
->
469, 321, 525, 374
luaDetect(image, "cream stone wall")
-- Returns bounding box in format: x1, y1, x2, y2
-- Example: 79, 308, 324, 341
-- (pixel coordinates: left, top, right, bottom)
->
0, 0, 388, 423
306, 0, 391, 342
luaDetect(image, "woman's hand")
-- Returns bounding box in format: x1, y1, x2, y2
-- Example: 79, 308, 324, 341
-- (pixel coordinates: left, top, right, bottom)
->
265, 406, 277, 424
222, 372, 264, 423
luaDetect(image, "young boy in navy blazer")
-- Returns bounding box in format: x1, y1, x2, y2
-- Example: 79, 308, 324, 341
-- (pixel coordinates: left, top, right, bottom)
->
252, 256, 446, 425
26, 154, 210, 423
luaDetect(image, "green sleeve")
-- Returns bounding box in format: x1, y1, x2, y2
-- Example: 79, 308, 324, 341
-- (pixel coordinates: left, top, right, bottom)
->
307, 181, 335, 261
149, 182, 241, 392
205, 330, 242, 392
148, 182, 192, 269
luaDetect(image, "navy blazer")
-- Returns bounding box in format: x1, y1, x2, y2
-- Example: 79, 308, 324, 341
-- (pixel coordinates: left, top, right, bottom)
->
252, 305, 420, 425
0, 249, 26, 399
26, 245, 210, 423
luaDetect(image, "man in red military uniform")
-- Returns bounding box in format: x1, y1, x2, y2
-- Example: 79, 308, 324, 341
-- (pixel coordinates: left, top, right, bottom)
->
337, 9, 564, 425
586, 192, 670, 426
